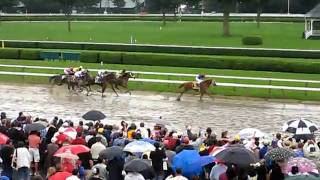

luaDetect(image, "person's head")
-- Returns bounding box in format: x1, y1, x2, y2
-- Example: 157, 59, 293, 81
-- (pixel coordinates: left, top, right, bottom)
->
206, 127, 212, 135
142, 154, 148, 159
221, 131, 228, 138
0, 112, 6, 120
69, 121, 74, 127
16, 141, 25, 148
291, 166, 299, 175
276, 133, 281, 140
92, 167, 100, 176
47, 167, 56, 177
140, 122, 144, 128
175, 168, 183, 175
297, 142, 304, 149
154, 142, 160, 149
182, 136, 190, 145
79, 121, 83, 126
72, 168, 79, 176
18, 112, 23, 117
122, 69, 126, 73
30, 131, 38, 135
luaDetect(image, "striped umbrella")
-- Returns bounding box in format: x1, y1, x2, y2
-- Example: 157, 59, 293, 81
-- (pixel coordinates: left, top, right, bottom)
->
283, 118, 318, 136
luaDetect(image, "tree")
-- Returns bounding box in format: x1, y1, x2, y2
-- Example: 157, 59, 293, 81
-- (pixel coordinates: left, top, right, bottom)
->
21, 0, 60, 13
52, 0, 99, 32
0, 0, 18, 25
218, 0, 237, 36
112, 0, 126, 10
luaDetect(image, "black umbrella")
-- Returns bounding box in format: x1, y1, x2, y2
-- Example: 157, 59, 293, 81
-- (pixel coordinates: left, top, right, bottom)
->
124, 159, 152, 172
265, 148, 295, 161
24, 123, 46, 132
215, 146, 257, 167
99, 146, 123, 160
82, 110, 106, 121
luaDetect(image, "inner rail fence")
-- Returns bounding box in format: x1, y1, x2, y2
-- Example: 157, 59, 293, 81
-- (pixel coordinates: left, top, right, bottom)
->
0, 64, 320, 94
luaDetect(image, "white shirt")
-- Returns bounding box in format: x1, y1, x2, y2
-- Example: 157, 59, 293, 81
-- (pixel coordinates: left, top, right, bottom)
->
91, 142, 106, 160
124, 172, 145, 180
13, 147, 32, 168
66, 175, 80, 180
139, 127, 149, 138
75, 71, 82, 77
165, 175, 188, 180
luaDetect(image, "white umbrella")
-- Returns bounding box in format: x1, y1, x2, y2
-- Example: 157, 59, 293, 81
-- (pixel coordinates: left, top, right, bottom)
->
238, 128, 265, 139
123, 140, 155, 153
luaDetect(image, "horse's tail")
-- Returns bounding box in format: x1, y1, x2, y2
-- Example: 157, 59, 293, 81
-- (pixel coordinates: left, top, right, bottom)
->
178, 83, 185, 89
49, 75, 57, 83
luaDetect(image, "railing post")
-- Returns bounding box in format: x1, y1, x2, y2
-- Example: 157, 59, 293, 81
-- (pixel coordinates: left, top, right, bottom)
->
268, 80, 272, 94
305, 82, 308, 96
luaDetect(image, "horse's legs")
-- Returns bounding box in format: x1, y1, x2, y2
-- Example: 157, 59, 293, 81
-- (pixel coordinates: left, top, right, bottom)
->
110, 84, 119, 97
101, 85, 106, 98
200, 92, 204, 101
119, 84, 131, 95
177, 89, 186, 101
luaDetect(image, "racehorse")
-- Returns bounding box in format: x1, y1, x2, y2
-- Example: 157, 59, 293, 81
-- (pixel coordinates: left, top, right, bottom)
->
114, 72, 135, 95
177, 79, 217, 101
66, 71, 91, 96
99, 72, 119, 97
49, 74, 68, 86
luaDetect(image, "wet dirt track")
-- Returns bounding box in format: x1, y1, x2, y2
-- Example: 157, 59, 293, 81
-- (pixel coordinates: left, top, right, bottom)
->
1, 83, 320, 135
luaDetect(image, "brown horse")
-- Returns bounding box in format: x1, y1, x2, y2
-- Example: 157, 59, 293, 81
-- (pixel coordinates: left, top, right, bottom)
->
49, 74, 68, 86
114, 72, 135, 95
177, 79, 217, 101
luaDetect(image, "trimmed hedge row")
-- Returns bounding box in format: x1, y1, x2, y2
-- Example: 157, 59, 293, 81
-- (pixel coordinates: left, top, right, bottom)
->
0, 16, 305, 22
79, 51, 320, 74
1, 48, 320, 74
4, 41, 320, 59
242, 36, 263, 45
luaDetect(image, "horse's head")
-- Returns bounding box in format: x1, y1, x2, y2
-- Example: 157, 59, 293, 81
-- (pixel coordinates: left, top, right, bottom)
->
122, 72, 135, 79
211, 79, 217, 86
128, 72, 135, 79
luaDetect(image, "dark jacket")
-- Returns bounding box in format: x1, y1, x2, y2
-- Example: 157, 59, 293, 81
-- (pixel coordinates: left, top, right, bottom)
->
150, 148, 166, 173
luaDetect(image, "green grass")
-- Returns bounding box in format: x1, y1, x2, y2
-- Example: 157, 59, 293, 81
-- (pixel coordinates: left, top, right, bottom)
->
1, 59, 320, 101
0, 21, 318, 50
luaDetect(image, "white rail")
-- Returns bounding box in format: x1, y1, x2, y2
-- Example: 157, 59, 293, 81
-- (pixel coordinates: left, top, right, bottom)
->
0, 64, 319, 84
1, 71, 320, 92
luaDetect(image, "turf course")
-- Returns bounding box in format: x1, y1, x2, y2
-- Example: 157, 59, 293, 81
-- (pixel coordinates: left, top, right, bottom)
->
0, 21, 319, 50
1, 59, 320, 101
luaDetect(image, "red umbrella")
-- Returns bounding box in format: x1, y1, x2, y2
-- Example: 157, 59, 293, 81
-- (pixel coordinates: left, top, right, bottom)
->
54, 145, 90, 156
48, 172, 71, 180
63, 127, 77, 139
0, 133, 9, 145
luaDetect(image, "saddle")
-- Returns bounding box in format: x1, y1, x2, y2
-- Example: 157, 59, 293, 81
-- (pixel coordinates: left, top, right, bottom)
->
192, 82, 200, 90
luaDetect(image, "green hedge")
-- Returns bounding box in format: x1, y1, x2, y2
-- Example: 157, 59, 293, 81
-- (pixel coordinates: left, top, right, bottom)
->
4, 40, 320, 59
80, 51, 99, 63
0, 48, 20, 59
242, 36, 263, 45
1, 48, 320, 74
19, 49, 41, 60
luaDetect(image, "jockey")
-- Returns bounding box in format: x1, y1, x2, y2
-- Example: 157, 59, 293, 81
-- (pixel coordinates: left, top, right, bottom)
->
75, 69, 86, 79
95, 70, 107, 83
73, 66, 83, 72
116, 69, 126, 78
64, 67, 74, 75
195, 74, 206, 88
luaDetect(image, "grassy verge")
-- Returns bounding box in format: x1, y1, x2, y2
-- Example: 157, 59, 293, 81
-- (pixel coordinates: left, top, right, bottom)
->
0, 59, 320, 101
0, 21, 318, 50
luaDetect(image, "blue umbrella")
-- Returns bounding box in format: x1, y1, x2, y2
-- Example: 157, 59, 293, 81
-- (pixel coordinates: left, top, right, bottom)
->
172, 150, 215, 178
140, 138, 156, 145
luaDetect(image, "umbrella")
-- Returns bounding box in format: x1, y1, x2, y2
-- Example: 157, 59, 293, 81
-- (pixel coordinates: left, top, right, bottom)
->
238, 128, 265, 139
265, 148, 295, 161
54, 150, 79, 160
172, 150, 215, 178
24, 123, 46, 132
63, 127, 77, 139
215, 146, 257, 167
283, 119, 318, 135
124, 159, 152, 172
123, 141, 155, 153
0, 133, 9, 145
99, 146, 123, 160
141, 138, 156, 145
82, 110, 106, 121
285, 157, 318, 174
48, 172, 72, 180
285, 175, 320, 180
54, 145, 90, 156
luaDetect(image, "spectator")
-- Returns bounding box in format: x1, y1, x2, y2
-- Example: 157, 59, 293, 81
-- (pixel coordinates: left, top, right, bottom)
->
28, 131, 41, 175
91, 158, 107, 180
12, 141, 32, 180
90, 137, 106, 164
165, 168, 188, 180
124, 172, 145, 180
0, 140, 14, 179
66, 169, 80, 180
150, 142, 166, 180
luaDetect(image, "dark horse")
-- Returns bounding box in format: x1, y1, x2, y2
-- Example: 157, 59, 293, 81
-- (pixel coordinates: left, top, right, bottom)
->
49, 74, 68, 86
114, 72, 135, 95
66, 71, 92, 96
177, 79, 217, 101
83, 72, 119, 97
